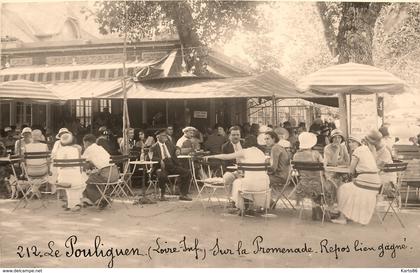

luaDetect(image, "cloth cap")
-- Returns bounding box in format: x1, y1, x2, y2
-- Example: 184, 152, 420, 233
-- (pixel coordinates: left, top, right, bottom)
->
348, 135, 362, 146
21, 127, 32, 136
60, 132, 73, 145
56, 128, 70, 139
31, 129, 45, 142
298, 132, 317, 149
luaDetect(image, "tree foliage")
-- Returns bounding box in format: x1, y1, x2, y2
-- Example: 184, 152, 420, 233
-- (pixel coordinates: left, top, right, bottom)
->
94, 0, 260, 75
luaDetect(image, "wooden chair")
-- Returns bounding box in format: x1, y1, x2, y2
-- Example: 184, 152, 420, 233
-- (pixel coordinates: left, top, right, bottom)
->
237, 162, 271, 217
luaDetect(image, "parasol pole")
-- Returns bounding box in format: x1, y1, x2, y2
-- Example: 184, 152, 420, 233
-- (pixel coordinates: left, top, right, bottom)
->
338, 93, 348, 138
122, 0, 130, 155
271, 95, 276, 126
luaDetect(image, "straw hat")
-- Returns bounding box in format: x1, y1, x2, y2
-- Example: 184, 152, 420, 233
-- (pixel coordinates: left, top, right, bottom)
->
21, 127, 32, 136
60, 132, 73, 145
278, 139, 291, 148
348, 135, 362, 146
364, 129, 383, 145
31, 129, 45, 142
257, 133, 266, 146
182, 126, 197, 133
56, 128, 70, 139
298, 132, 317, 149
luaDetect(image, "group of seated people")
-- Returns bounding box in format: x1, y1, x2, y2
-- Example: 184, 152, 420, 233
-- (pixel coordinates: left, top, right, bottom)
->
1, 121, 399, 225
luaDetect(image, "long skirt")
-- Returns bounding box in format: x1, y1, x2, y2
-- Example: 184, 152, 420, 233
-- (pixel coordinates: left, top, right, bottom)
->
231, 173, 270, 210
337, 182, 378, 225
65, 185, 85, 209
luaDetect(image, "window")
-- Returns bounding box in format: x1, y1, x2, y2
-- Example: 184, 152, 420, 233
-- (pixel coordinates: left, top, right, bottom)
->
100, 99, 112, 113
16, 102, 32, 126
81, 70, 88, 80
75, 99, 92, 127
72, 71, 80, 81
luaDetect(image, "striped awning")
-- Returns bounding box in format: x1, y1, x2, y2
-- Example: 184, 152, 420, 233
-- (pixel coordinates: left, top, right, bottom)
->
46, 80, 132, 100
298, 62, 409, 95
0, 79, 62, 102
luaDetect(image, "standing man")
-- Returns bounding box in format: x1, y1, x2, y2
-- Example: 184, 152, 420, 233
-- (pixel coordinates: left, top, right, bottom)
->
151, 129, 192, 201
82, 134, 119, 209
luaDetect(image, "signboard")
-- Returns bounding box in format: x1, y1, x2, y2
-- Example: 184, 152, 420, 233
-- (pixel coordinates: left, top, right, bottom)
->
10, 58, 32, 66
193, 111, 208, 119
350, 94, 378, 139
46, 54, 124, 65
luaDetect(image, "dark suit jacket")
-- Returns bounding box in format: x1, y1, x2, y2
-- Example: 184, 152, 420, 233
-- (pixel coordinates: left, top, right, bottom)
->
151, 141, 180, 166
221, 140, 244, 167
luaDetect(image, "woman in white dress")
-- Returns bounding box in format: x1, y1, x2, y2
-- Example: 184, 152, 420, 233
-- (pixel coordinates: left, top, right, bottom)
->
332, 135, 381, 225
55, 132, 87, 211
205, 146, 270, 213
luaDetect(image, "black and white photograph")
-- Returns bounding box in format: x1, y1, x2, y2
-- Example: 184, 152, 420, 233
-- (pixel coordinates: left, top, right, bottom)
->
0, 0, 419, 270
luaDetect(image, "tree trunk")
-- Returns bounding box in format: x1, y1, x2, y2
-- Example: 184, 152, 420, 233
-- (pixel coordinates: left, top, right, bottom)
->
335, 2, 382, 137
165, 2, 208, 76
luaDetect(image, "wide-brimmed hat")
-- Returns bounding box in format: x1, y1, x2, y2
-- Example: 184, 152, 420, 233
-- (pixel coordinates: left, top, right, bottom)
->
21, 127, 32, 136
278, 139, 291, 148
257, 133, 266, 146
60, 132, 73, 145
348, 135, 362, 146
182, 126, 197, 133
364, 129, 383, 145
56, 128, 70, 139
31, 129, 45, 142
298, 132, 317, 149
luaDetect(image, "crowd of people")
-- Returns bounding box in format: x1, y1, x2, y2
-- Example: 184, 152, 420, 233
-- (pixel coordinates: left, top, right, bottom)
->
0, 118, 413, 225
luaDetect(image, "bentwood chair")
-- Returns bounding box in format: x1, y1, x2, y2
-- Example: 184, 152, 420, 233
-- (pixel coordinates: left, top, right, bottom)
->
290, 161, 330, 224
237, 162, 271, 217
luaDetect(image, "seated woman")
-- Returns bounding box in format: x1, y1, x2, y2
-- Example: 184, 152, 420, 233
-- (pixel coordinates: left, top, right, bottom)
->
324, 129, 350, 187
264, 131, 290, 190
332, 135, 381, 225
204, 146, 270, 215
293, 132, 335, 221
364, 129, 395, 193
55, 132, 88, 212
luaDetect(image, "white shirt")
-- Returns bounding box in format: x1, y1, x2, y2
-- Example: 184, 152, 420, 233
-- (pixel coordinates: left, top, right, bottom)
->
82, 143, 111, 169
159, 142, 171, 159
233, 142, 243, 152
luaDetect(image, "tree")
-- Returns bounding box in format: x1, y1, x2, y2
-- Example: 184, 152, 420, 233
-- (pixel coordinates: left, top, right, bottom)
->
93, 1, 260, 76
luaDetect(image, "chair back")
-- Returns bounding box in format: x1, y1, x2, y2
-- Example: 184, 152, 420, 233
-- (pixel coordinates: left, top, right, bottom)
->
23, 151, 50, 178
110, 154, 130, 177
393, 145, 420, 160
53, 158, 86, 170
237, 162, 269, 172
291, 161, 324, 172
382, 160, 408, 173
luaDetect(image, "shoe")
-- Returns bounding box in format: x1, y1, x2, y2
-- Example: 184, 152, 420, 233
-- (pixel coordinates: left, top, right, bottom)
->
331, 218, 347, 225
64, 208, 70, 211
227, 207, 240, 214
81, 197, 93, 205
179, 196, 192, 201
71, 205, 82, 212
159, 196, 169, 201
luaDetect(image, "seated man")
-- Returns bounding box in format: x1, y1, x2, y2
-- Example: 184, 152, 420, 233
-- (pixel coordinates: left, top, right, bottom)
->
176, 126, 197, 155
151, 129, 192, 201
82, 134, 119, 209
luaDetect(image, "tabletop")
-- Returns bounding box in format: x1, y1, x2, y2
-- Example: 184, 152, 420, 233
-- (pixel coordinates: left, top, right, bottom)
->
0, 156, 21, 162
177, 155, 192, 159
325, 165, 350, 173
129, 160, 158, 165
226, 165, 238, 170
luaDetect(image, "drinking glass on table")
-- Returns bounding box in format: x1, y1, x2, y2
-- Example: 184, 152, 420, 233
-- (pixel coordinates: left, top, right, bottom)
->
148, 150, 153, 161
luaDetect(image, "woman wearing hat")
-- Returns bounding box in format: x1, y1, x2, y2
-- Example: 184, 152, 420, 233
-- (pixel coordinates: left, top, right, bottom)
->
264, 131, 290, 193
55, 132, 87, 212
323, 129, 350, 189
14, 127, 33, 157
332, 135, 382, 225
293, 132, 335, 221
